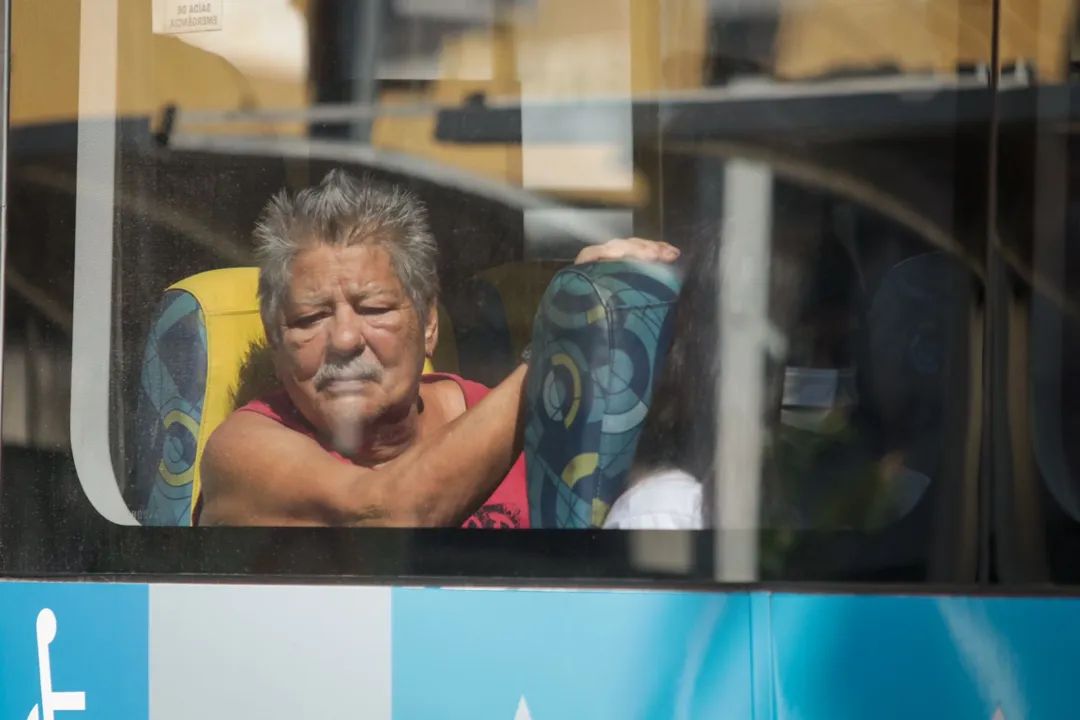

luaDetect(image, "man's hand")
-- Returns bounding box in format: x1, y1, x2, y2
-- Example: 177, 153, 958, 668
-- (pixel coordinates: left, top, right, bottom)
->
575, 237, 680, 265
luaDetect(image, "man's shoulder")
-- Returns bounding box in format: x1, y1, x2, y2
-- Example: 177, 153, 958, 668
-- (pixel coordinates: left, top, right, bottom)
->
201, 400, 328, 493
206, 392, 309, 461
197, 396, 339, 526
235, 388, 289, 418
209, 400, 294, 450
234, 388, 319, 432
422, 372, 491, 407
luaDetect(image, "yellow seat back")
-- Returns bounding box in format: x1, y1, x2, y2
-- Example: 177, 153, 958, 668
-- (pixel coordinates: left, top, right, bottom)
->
170, 268, 266, 519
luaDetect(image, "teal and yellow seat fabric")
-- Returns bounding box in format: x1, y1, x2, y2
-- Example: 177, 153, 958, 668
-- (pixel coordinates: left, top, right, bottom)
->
132, 268, 266, 526
523, 261, 683, 528
132, 262, 563, 526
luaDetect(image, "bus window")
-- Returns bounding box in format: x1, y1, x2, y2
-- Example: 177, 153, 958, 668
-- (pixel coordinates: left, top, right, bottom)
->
996, 0, 1080, 585
0, 0, 991, 584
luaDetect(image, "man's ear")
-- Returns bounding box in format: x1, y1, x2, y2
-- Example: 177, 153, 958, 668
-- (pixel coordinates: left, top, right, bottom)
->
424, 300, 439, 358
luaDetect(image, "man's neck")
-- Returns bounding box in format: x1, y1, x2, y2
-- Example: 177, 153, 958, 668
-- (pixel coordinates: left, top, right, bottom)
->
337, 403, 421, 467
328, 381, 463, 466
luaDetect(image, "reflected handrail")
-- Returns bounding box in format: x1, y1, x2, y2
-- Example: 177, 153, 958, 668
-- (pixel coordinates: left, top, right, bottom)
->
164, 131, 625, 247
170, 72, 1030, 129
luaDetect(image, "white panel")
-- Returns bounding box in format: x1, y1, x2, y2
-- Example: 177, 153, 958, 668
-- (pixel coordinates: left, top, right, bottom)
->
715, 159, 774, 582
72, 0, 140, 525
161, 0, 224, 35
516, 8, 633, 193
155, 0, 307, 79
149, 584, 392, 720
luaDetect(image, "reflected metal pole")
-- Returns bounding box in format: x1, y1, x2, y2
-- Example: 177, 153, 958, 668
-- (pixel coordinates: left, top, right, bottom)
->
307, 0, 384, 141
351, 0, 385, 141
25, 316, 39, 447
0, 0, 10, 479
715, 158, 773, 582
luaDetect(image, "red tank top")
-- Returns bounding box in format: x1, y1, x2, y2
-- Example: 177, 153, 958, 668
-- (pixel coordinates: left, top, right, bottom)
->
234, 373, 530, 529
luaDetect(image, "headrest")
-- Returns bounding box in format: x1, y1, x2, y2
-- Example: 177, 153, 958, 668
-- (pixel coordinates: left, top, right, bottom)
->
523, 260, 682, 528
132, 267, 264, 526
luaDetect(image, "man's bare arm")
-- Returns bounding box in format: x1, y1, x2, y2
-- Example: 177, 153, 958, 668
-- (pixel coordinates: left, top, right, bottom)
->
197, 365, 529, 527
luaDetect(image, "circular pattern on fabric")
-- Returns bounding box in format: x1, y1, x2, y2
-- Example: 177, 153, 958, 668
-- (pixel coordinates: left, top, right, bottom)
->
523, 261, 682, 528
542, 357, 579, 427
160, 409, 200, 485
134, 289, 208, 526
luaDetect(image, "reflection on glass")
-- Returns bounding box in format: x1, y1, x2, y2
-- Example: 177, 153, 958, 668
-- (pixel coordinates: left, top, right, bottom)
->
2, 0, 997, 582
1000, 0, 1080, 583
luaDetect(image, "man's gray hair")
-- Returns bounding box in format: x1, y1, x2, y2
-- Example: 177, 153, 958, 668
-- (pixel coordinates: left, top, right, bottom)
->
253, 169, 439, 346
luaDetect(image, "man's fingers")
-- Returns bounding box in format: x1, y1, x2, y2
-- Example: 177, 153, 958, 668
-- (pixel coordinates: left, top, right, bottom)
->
624, 237, 679, 260
574, 238, 681, 265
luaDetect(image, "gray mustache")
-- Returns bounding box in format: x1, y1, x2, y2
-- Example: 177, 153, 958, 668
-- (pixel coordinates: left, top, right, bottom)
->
314, 356, 384, 389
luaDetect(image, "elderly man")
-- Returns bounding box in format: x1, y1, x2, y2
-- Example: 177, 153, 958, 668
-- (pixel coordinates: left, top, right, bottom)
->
197, 170, 678, 527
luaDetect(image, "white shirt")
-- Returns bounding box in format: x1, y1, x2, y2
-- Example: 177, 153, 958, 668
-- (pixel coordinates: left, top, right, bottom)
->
601, 465, 931, 530
602, 469, 704, 530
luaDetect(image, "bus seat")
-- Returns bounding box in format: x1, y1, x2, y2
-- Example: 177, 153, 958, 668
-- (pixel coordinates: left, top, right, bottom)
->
132, 267, 264, 527
523, 261, 682, 528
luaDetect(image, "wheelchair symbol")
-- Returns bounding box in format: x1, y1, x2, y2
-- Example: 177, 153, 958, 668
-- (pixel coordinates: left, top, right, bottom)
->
26, 608, 85, 720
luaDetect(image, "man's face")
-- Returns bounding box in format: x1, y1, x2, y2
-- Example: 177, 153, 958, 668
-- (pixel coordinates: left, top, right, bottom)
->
273, 242, 438, 455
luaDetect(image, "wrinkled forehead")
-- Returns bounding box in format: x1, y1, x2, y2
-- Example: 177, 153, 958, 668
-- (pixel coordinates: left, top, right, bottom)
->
285, 242, 405, 305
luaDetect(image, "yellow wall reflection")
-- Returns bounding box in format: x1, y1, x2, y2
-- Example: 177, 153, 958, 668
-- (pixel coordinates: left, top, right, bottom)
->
9, 0, 1073, 206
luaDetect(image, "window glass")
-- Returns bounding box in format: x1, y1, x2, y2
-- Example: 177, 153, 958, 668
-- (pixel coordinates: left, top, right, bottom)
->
0, 0, 991, 583
997, 0, 1080, 584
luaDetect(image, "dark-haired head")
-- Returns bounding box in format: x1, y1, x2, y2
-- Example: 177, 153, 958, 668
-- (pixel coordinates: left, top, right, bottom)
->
629, 223, 898, 530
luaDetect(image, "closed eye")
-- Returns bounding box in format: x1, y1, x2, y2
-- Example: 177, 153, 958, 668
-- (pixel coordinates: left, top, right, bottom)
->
356, 306, 395, 316
288, 312, 328, 329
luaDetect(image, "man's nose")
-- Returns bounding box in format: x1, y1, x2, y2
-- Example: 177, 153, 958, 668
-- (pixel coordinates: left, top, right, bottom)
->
328, 306, 366, 358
